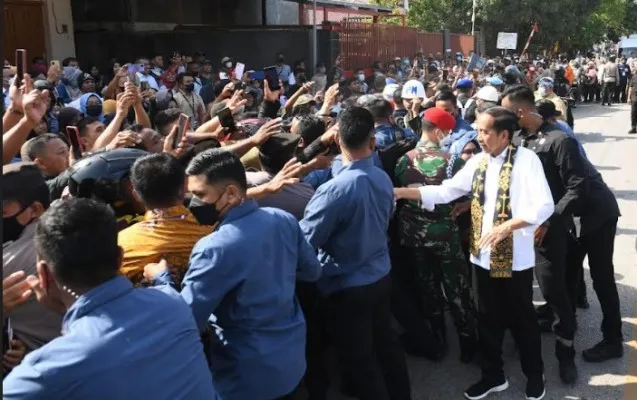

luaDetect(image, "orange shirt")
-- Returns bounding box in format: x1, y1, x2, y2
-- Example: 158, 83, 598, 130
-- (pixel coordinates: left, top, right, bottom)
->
118, 205, 215, 286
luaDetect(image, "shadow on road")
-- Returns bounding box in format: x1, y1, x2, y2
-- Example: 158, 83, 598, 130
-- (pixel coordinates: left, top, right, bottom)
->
613, 190, 637, 201
577, 133, 637, 144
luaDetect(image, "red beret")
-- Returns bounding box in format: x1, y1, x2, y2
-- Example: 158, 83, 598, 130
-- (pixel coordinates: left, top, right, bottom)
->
423, 107, 456, 131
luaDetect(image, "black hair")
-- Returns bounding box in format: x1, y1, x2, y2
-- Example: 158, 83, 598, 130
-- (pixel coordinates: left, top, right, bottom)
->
294, 114, 325, 145
338, 106, 374, 151
23, 134, 67, 161
482, 106, 520, 140
434, 90, 457, 105
364, 99, 393, 120
154, 109, 181, 136
501, 84, 535, 107
178, 138, 221, 168
186, 149, 247, 191
62, 57, 78, 67
76, 116, 101, 138
609, 55, 616, 63
393, 88, 402, 104
176, 72, 194, 84
131, 153, 185, 208
35, 198, 120, 289
476, 101, 498, 114
214, 79, 231, 98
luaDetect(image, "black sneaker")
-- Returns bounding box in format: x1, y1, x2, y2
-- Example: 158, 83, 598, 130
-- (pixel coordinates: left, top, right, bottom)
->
582, 339, 624, 362
464, 378, 508, 400
526, 375, 545, 400
559, 357, 578, 384
629, 128, 637, 134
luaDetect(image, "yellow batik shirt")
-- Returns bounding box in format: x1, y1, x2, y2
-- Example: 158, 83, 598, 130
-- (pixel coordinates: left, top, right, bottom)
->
118, 205, 215, 286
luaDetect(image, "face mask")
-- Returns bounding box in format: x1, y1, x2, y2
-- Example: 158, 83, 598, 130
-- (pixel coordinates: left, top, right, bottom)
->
225, 62, 232, 69
538, 87, 549, 97
188, 190, 228, 226
278, 57, 285, 63
185, 83, 195, 92
437, 130, 452, 148
85, 104, 102, 117
3, 206, 30, 244
358, 74, 365, 82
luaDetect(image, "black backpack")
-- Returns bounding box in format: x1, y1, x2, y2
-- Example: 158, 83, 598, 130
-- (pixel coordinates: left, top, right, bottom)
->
377, 126, 418, 185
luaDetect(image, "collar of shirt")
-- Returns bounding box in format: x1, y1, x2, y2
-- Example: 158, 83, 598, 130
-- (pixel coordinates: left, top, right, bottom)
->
333, 155, 376, 177
489, 145, 509, 161
219, 199, 259, 226
144, 204, 191, 221
418, 140, 440, 150
62, 276, 134, 333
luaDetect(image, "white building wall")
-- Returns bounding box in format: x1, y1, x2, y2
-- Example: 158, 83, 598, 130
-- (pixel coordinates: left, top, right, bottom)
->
45, 0, 76, 59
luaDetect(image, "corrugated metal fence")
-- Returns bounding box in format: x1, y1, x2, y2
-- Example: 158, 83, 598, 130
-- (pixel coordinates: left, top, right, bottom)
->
337, 21, 474, 70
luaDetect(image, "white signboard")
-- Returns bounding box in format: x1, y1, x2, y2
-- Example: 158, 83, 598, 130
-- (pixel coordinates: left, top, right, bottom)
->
497, 32, 518, 50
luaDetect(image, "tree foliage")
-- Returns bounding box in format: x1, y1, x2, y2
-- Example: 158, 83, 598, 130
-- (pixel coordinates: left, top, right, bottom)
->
371, 0, 637, 54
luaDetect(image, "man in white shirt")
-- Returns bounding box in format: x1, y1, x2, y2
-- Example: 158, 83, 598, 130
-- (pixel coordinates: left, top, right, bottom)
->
395, 107, 553, 400
136, 58, 160, 91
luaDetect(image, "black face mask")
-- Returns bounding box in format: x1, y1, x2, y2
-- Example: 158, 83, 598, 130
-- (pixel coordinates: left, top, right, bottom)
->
184, 83, 195, 92
189, 195, 222, 226
3, 206, 30, 244
278, 57, 285, 63
85, 104, 102, 117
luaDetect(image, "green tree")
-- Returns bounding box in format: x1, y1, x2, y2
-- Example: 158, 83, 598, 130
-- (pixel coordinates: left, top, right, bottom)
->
406, 0, 473, 32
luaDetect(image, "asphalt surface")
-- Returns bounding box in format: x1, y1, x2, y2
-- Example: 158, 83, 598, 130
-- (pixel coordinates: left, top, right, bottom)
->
328, 102, 637, 400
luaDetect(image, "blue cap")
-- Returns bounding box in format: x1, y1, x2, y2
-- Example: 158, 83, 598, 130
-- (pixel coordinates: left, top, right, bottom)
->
487, 76, 504, 86
385, 77, 397, 85
456, 78, 474, 88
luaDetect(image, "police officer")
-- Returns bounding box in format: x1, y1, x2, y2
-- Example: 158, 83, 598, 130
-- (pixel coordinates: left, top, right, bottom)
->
364, 98, 417, 150
503, 85, 587, 384
394, 107, 477, 363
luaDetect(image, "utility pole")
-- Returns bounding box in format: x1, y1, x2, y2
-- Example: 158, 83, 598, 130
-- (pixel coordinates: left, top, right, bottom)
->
471, 0, 477, 36
312, 0, 317, 75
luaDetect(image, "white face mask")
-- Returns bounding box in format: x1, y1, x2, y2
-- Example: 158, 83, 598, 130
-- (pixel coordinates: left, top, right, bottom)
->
358, 74, 365, 82
436, 130, 452, 148
538, 87, 549, 97
225, 62, 232, 69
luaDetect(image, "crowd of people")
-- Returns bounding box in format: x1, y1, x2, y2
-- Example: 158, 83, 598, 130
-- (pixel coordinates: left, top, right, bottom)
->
1, 48, 629, 400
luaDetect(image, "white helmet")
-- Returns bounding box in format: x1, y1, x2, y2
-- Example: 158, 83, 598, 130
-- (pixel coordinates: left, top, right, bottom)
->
382, 83, 400, 101
401, 80, 426, 99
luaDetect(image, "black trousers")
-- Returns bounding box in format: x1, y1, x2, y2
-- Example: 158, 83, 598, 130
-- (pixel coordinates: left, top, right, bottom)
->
475, 265, 544, 381
615, 81, 628, 103
326, 275, 412, 400
565, 218, 623, 342
631, 100, 637, 129
534, 222, 576, 355
602, 82, 617, 104
296, 281, 329, 400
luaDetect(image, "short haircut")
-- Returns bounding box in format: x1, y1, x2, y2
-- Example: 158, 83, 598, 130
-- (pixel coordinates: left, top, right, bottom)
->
434, 90, 457, 105
186, 148, 247, 191
392, 89, 402, 104
3, 162, 51, 209
62, 57, 77, 67
501, 84, 535, 107
364, 99, 393, 120
76, 116, 101, 138
178, 138, 221, 168
176, 72, 194, 84
482, 106, 520, 140
154, 109, 182, 136
609, 56, 616, 63
35, 198, 119, 288
23, 134, 66, 161
338, 106, 375, 151
131, 153, 185, 208
421, 119, 437, 133
477, 101, 498, 114
295, 114, 325, 145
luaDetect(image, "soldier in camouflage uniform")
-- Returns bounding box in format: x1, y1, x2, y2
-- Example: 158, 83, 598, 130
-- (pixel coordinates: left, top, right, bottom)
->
394, 107, 477, 363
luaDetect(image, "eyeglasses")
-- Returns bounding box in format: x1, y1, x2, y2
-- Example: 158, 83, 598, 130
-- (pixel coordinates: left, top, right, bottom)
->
462, 148, 481, 155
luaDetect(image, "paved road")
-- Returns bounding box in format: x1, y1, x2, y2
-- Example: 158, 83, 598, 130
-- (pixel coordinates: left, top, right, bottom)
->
328, 103, 637, 400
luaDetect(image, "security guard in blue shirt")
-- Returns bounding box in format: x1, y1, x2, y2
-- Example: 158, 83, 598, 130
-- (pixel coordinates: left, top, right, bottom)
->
146, 149, 321, 400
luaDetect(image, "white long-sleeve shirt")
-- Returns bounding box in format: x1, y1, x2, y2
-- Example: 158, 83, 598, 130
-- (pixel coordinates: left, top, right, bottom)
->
418, 145, 554, 272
